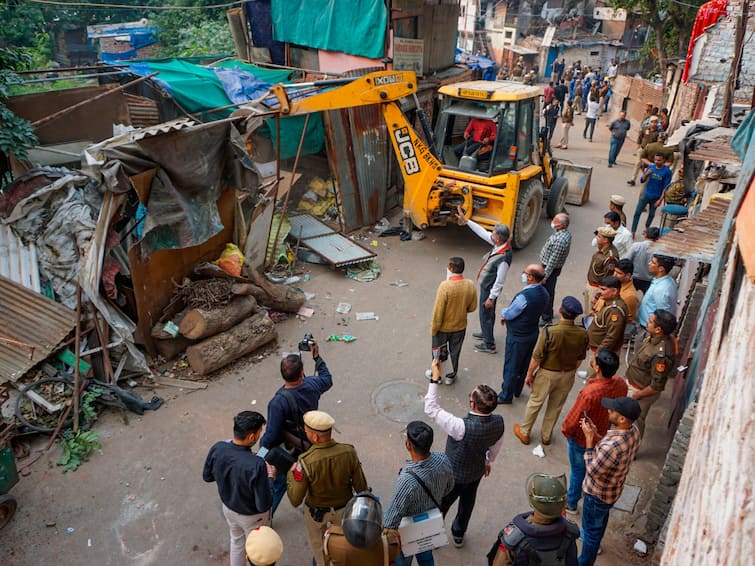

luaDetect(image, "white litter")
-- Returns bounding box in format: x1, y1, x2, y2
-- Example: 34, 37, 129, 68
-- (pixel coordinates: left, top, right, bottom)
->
633, 539, 648, 554
532, 444, 545, 458
356, 312, 379, 321
336, 302, 352, 314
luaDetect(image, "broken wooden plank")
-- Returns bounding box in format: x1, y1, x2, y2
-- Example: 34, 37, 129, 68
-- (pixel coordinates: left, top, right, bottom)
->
152, 377, 208, 390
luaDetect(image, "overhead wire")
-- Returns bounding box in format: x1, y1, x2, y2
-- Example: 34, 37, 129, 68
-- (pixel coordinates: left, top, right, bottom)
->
23, 0, 245, 10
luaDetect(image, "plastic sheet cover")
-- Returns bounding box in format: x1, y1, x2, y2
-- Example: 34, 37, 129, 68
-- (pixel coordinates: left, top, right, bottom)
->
271, 0, 387, 59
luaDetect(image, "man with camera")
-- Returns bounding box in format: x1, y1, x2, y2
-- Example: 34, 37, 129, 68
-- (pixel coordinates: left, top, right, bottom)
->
258, 335, 332, 515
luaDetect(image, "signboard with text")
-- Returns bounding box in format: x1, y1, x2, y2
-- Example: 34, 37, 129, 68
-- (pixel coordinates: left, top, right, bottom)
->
393, 37, 424, 75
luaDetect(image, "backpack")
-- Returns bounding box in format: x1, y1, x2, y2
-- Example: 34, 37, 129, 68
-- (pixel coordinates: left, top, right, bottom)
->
277, 389, 313, 455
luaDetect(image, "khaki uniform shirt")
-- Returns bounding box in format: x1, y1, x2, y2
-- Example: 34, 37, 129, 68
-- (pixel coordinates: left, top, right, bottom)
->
626, 334, 676, 391
288, 440, 368, 509
594, 281, 639, 323
587, 245, 619, 284
587, 297, 628, 352
641, 142, 675, 164
532, 320, 589, 371
324, 525, 400, 566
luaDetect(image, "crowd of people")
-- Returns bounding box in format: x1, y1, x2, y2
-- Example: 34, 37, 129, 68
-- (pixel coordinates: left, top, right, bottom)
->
201, 59, 687, 566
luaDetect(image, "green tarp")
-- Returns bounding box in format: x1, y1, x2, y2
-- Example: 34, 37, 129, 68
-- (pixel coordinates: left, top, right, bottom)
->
271, 0, 387, 60
124, 58, 324, 159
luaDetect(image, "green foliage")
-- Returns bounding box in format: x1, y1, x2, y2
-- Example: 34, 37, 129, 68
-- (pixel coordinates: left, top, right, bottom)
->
152, 11, 234, 57
0, 0, 46, 49
0, 47, 39, 162
80, 387, 103, 424
57, 429, 102, 473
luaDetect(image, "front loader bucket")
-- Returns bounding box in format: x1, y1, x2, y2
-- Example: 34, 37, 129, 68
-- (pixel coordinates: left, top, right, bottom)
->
556, 161, 592, 206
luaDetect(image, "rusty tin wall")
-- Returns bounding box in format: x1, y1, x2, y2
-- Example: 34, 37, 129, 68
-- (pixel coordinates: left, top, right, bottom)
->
0, 275, 76, 383
323, 104, 390, 232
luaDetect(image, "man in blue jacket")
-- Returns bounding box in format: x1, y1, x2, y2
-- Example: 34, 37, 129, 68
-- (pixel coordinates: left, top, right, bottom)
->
631, 154, 672, 237
499, 264, 550, 404
204, 411, 273, 566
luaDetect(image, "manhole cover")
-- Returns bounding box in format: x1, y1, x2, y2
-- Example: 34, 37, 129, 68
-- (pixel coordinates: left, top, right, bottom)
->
372, 380, 426, 423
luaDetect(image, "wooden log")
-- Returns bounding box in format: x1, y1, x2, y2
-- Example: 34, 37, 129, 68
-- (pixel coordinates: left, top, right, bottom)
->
179, 295, 259, 339
247, 269, 307, 313
186, 312, 277, 375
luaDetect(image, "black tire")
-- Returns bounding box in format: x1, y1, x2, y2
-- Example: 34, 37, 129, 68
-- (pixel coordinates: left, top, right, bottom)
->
0, 494, 18, 529
546, 177, 569, 218
512, 178, 544, 249
15, 377, 79, 434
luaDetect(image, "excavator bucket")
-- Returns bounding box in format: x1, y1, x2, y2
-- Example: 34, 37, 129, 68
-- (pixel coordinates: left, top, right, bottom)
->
556, 161, 593, 206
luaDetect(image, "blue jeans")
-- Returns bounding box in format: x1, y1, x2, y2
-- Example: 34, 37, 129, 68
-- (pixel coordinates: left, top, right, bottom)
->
479, 293, 497, 348
608, 136, 625, 165
631, 190, 659, 234
500, 333, 538, 402
566, 438, 586, 509
578, 493, 613, 566
271, 472, 287, 515
583, 118, 596, 140
396, 549, 434, 566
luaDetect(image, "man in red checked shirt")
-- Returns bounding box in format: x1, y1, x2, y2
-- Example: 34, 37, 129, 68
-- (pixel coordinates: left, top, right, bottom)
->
455, 117, 497, 160
560, 349, 627, 515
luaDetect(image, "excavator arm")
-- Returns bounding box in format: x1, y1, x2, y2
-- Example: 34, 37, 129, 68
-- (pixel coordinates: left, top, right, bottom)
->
268, 71, 442, 229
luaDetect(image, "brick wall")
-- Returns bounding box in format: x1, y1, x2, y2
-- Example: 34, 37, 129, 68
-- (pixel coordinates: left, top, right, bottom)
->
669, 81, 706, 132
690, 0, 754, 102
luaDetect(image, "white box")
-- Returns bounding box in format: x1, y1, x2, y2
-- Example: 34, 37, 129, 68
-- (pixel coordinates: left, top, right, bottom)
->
398, 508, 448, 555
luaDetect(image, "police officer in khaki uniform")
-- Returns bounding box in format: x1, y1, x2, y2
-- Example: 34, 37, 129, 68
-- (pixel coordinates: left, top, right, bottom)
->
245, 526, 283, 565
625, 309, 677, 438
287, 411, 368, 566
587, 276, 627, 354
323, 492, 401, 566
584, 226, 619, 312
609, 194, 627, 227
513, 296, 589, 446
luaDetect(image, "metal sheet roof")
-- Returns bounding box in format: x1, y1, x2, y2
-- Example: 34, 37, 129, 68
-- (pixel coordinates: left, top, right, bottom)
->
649, 198, 731, 263
0, 275, 76, 383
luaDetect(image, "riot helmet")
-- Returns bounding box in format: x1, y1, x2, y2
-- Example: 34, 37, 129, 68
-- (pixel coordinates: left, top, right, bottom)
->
526, 473, 568, 519
341, 491, 383, 548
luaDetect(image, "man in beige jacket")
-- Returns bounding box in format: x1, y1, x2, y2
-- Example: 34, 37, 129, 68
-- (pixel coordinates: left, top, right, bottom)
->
431, 256, 478, 384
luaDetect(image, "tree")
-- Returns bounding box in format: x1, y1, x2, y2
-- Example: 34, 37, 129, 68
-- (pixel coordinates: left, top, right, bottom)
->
611, 0, 702, 81
0, 47, 39, 181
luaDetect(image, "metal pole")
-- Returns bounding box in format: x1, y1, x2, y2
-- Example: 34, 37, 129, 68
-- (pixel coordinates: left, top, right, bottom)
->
73, 286, 82, 432
268, 113, 311, 269
31, 72, 159, 128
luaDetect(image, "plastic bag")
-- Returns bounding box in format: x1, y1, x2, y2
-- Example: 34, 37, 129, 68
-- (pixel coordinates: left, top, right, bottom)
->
214, 243, 245, 277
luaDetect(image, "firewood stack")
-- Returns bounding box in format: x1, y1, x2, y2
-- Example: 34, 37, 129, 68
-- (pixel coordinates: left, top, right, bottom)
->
151, 265, 307, 375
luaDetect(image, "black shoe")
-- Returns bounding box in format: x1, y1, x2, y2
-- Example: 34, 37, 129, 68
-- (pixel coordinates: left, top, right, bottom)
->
497, 395, 512, 405
472, 332, 484, 339
627, 179, 636, 186
474, 343, 497, 354
607, 163, 613, 168
453, 535, 464, 548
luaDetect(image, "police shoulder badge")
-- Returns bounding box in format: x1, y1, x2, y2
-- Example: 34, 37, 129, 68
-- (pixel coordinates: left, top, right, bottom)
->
655, 362, 666, 373
610, 314, 619, 322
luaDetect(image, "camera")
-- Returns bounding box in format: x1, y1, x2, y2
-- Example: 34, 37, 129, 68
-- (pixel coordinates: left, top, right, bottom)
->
298, 332, 315, 352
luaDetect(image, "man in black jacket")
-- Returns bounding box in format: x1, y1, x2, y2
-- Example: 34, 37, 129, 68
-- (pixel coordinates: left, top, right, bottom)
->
203, 411, 273, 566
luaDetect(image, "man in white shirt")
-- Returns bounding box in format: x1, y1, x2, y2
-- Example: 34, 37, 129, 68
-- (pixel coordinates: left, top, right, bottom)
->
424, 360, 505, 548
604, 211, 633, 258
456, 206, 512, 354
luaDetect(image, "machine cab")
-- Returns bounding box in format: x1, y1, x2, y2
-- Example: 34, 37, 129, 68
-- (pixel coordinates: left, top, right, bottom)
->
434, 81, 541, 178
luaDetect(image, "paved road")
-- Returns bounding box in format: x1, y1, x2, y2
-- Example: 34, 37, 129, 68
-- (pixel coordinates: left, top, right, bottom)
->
3, 112, 666, 565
